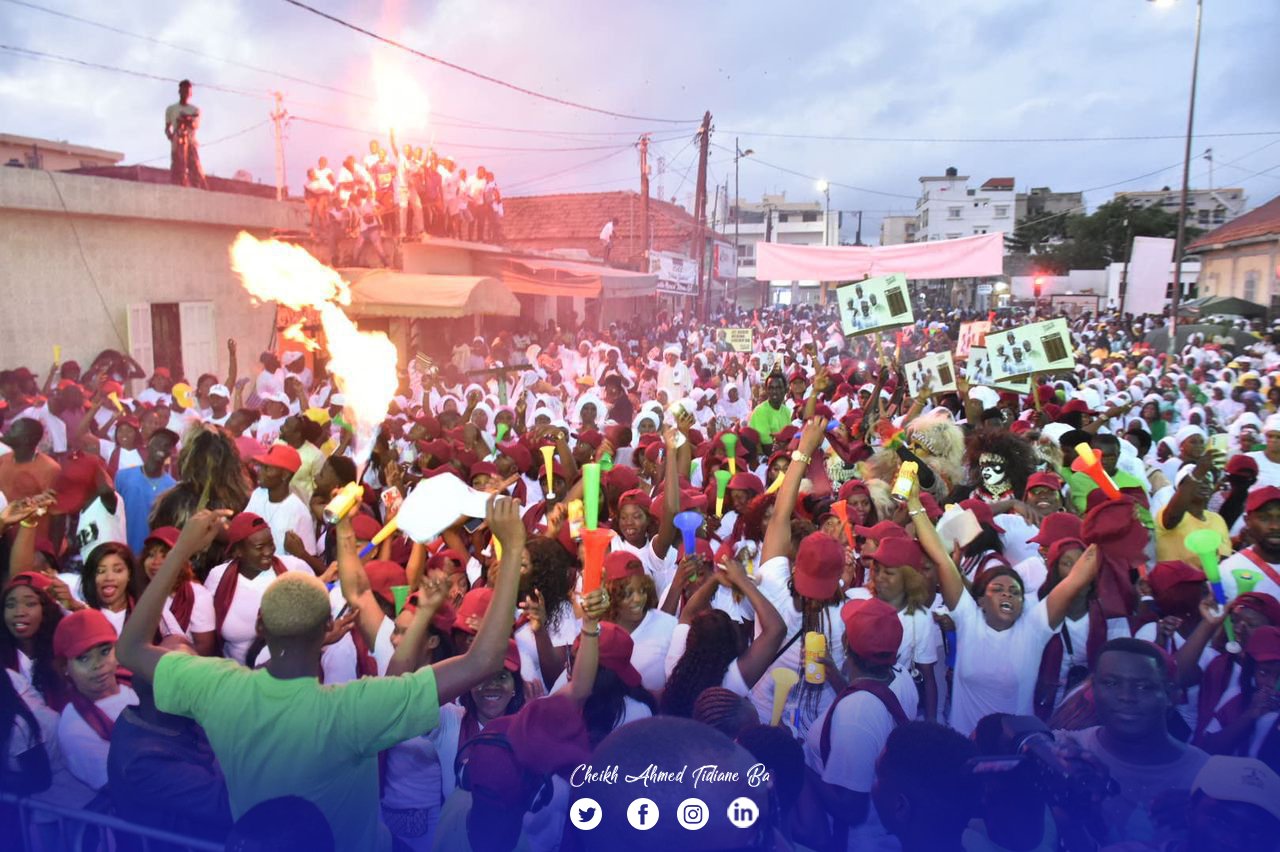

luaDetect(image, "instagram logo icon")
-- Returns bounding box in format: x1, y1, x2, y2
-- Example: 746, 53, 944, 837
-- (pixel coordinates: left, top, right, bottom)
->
676, 797, 708, 830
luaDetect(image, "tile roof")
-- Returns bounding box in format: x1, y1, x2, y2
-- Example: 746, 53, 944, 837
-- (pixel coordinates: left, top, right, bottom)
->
1187, 193, 1280, 252
501, 190, 699, 269
980, 177, 1015, 190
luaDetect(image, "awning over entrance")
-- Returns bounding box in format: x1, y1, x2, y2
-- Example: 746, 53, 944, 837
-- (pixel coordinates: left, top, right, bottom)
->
484, 257, 657, 298
338, 268, 521, 318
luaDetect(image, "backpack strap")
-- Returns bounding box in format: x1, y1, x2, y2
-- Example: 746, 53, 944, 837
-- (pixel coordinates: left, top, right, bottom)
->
819, 677, 908, 764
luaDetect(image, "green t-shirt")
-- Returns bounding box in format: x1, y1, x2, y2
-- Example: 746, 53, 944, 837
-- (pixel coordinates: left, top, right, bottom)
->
154, 653, 440, 852
1065, 468, 1154, 527
749, 400, 793, 447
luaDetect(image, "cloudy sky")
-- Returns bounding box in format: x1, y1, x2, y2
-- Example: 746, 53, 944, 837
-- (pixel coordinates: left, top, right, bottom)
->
3, 0, 1277, 241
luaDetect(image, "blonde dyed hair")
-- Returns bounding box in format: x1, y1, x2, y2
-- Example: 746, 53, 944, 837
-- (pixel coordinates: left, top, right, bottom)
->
260, 573, 331, 637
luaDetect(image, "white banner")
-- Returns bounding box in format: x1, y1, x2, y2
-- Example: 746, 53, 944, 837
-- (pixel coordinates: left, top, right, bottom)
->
650, 251, 698, 296
905, 352, 958, 397
714, 243, 737, 279
1124, 236, 1175, 316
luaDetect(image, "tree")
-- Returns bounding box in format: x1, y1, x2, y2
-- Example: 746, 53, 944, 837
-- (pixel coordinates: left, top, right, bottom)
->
1036, 198, 1200, 271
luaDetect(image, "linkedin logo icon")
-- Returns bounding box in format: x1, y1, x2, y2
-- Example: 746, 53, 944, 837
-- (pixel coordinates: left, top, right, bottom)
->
727, 797, 759, 829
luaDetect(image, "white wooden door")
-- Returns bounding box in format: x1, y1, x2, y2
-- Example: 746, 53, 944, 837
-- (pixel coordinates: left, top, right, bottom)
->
179, 301, 217, 381
126, 303, 154, 397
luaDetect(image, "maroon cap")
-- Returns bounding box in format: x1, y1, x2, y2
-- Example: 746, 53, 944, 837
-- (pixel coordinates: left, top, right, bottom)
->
576, 430, 604, 450
1028, 512, 1083, 546
916, 492, 944, 522
1061, 399, 1096, 416
226, 512, 269, 547
469, 461, 500, 481
508, 694, 592, 776
144, 526, 181, 550
604, 465, 639, 494
4, 571, 54, 598
959, 499, 1005, 533
727, 472, 765, 494
575, 622, 642, 689
1226, 455, 1258, 477
793, 532, 844, 600
1025, 471, 1065, 495
1247, 486, 1280, 514
253, 444, 301, 474
503, 639, 521, 673
1081, 498, 1148, 562
1045, 538, 1087, 573
853, 520, 909, 542
497, 441, 531, 473
364, 560, 408, 605
840, 598, 903, 666
1148, 560, 1207, 598
617, 489, 652, 514
53, 609, 116, 660
643, 442, 664, 464
52, 454, 108, 514
427, 549, 469, 575
603, 551, 644, 583
866, 537, 924, 572
454, 587, 494, 635
419, 439, 454, 465
1246, 626, 1280, 664
774, 425, 800, 446
1233, 592, 1280, 628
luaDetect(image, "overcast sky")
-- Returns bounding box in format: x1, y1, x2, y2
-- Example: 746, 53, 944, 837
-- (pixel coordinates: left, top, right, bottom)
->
3, 0, 1278, 241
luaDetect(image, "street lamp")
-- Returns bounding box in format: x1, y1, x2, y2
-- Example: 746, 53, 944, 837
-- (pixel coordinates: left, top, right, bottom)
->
816, 179, 831, 246
1149, 0, 1204, 353
734, 138, 754, 306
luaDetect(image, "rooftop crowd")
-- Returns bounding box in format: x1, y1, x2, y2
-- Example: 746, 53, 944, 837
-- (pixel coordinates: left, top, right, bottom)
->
1, 301, 1279, 852
302, 135, 505, 268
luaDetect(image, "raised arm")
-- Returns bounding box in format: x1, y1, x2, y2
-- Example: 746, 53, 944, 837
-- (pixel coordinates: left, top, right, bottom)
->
334, 515, 385, 650
650, 421, 685, 560
562, 589, 608, 703
431, 497, 525, 704
723, 559, 786, 688
117, 510, 230, 682
224, 339, 238, 389
762, 417, 827, 563
906, 487, 965, 611
386, 570, 445, 677
1042, 545, 1101, 629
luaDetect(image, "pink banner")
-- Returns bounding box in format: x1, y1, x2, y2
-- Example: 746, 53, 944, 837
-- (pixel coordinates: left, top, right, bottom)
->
754, 232, 1004, 281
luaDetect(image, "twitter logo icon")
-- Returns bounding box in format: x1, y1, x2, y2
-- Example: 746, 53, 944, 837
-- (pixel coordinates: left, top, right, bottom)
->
570, 798, 603, 830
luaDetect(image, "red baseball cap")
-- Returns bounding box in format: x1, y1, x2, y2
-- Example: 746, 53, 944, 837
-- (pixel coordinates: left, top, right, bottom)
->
1247, 486, 1280, 514
52, 454, 108, 514
1061, 399, 1096, 416
793, 532, 844, 600
350, 513, 382, 542
144, 526, 181, 550
1028, 512, 1083, 546
364, 560, 408, 606
453, 587, 494, 635
603, 551, 644, 583
253, 444, 302, 474
508, 693, 592, 776
1232, 592, 1280, 628
4, 571, 54, 598
840, 598, 903, 666
1246, 626, 1280, 664
959, 499, 1005, 533
866, 537, 925, 572
502, 639, 521, 673
226, 513, 270, 547
603, 465, 639, 494
1226, 455, 1258, 477
575, 622, 642, 689
1149, 560, 1207, 598
617, 489, 652, 514
727, 473, 765, 494
853, 520, 909, 542
427, 549, 469, 575
53, 609, 116, 660
1025, 471, 1065, 495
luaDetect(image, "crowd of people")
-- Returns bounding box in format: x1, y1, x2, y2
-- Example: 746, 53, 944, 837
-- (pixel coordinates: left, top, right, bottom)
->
1, 301, 1280, 852
303, 134, 505, 268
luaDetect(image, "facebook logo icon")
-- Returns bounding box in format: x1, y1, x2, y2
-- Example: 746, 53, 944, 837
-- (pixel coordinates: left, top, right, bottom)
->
627, 798, 659, 830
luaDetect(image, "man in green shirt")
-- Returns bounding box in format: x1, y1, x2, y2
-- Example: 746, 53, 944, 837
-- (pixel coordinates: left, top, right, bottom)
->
1067, 433, 1154, 529
749, 372, 793, 451
118, 500, 526, 852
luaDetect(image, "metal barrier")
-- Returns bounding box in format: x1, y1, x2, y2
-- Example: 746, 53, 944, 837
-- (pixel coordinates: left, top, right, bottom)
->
0, 793, 223, 852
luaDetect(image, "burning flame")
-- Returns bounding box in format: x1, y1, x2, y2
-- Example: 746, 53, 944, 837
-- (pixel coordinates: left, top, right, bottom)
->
372, 53, 430, 136
230, 232, 397, 471
282, 321, 321, 352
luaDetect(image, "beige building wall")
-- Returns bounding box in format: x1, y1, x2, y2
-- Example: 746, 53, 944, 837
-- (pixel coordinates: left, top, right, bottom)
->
0, 168, 307, 380
0, 134, 123, 172
1197, 242, 1280, 304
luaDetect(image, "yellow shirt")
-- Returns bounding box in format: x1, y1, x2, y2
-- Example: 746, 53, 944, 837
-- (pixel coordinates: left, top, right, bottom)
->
1154, 505, 1231, 570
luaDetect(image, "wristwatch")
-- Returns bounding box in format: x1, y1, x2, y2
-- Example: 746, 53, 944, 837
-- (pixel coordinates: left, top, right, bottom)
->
791, 450, 811, 465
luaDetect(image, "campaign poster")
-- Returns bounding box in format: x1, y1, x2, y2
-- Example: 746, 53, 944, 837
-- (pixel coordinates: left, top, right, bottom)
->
984, 318, 1075, 381
955, 320, 991, 359
904, 352, 959, 397
966, 347, 1032, 394
718, 327, 754, 352
836, 273, 914, 336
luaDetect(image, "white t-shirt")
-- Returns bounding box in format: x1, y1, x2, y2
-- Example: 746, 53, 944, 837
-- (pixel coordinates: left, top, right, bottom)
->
846, 588, 939, 673
57, 685, 138, 791
663, 622, 751, 695
1133, 621, 1217, 731
319, 586, 397, 683
203, 555, 311, 664
157, 582, 216, 643
252, 416, 287, 446
1218, 549, 1280, 603
1247, 451, 1280, 489
514, 600, 580, 689
97, 440, 143, 472
101, 607, 127, 636
627, 608, 677, 693
997, 513, 1041, 569
245, 488, 317, 557
948, 592, 1054, 736
1013, 554, 1049, 600
72, 493, 128, 562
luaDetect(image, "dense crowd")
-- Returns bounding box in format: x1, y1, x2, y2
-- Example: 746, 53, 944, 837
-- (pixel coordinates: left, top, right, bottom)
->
303, 135, 505, 268
1, 302, 1280, 852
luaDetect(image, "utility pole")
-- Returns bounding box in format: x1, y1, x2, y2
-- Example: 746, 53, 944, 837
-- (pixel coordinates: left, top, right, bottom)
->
638, 135, 651, 264
1167, 0, 1204, 354
855, 210, 863, 246
271, 91, 289, 201
656, 155, 666, 203
692, 111, 712, 320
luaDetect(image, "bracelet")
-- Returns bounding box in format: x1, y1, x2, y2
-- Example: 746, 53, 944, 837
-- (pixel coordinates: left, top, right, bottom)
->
908, 508, 926, 518
19, 519, 38, 529
581, 626, 601, 637
791, 450, 812, 466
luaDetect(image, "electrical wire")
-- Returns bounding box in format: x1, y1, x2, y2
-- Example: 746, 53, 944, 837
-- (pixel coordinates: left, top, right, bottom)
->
132, 119, 271, 165
502, 147, 636, 193
719, 127, 1280, 144
278, 0, 698, 124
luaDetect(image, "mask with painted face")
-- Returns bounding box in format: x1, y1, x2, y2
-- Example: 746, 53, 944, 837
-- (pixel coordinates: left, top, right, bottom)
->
979, 452, 1011, 497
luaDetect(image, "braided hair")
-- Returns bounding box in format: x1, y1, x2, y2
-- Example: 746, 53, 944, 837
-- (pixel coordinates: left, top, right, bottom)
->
661, 610, 740, 718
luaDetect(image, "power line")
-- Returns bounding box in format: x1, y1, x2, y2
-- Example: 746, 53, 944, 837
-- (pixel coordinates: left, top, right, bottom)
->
278, 0, 697, 124
714, 143, 917, 199
290, 115, 653, 152
720, 127, 1280, 144
132, 119, 271, 165
503, 147, 636, 193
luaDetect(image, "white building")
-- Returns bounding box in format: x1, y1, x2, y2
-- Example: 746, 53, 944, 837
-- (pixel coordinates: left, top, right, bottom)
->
1114, 187, 1247, 229
915, 167, 1015, 242
728, 193, 840, 305
0, 133, 123, 172
879, 214, 918, 246
1008, 261, 1200, 309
